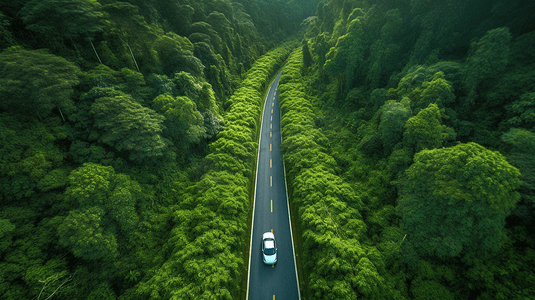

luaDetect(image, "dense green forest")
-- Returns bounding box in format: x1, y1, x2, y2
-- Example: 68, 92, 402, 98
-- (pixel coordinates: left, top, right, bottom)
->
0, 0, 305, 298
282, 0, 534, 299
1, 0, 535, 299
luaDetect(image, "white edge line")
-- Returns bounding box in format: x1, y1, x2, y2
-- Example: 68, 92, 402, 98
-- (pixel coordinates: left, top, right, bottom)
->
246, 73, 278, 300
279, 77, 302, 300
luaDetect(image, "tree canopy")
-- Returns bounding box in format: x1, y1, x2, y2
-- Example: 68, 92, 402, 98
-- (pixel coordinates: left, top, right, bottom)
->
0, 47, 81, 118
397, 143, 521, 259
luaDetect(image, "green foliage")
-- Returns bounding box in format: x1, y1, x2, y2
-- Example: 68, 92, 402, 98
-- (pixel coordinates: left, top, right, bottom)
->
291, 0, 535, 298
0, 218, 15, 252
0, 47, 81, 118
65, 162, 141, 232
463, 27, 512, 100
0, 12, 14, 48
135, 43, 295, 299
90, 89, 167, 161
21, 0, 103, 41
0, 113, 65, 201
58, 206, 119, 261
403, 103, 456, 153
506, 92, 535, 130
152, 93, 205, 149
279, 48, 403, 299
379, 100, 412, 156
502, 128, 535, 210
397, 143, 521, 259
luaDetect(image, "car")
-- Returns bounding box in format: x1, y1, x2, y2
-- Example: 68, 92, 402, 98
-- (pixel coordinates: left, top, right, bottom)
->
262, 232, 277, 265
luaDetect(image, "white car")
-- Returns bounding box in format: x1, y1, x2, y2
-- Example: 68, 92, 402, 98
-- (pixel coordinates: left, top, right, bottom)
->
262, 232, 277, 265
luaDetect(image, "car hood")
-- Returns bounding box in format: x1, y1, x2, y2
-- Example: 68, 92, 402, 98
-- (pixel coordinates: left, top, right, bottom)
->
264, 253, 277, 264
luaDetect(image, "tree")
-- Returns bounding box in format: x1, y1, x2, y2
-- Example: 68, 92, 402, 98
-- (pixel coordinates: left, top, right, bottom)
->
0, 47, 81, 119
102, 2, 158, 72
506, 92, 535, 130
0, 218, 15, 252
463, 27, 512, 101
408, 72, 456, 113
152, 33, 203, 76
65, 162, 141, 233
152, 93, 205, 150
403, 103, 455, 153
58, 207, 119, 261
21, 0, 103, 40
324, 14, 365, 91
20, 0, 103, 58
0, 12, 14, 48
502, 128, 535, 210
379, 100, 412, 156
90, 90, 167, 161
397, 142, 521, 259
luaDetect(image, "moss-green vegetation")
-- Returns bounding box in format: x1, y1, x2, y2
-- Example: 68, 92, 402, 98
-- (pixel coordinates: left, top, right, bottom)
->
0, 0, 300, 298
291, 0, 535, 298
2, 0, 535, 299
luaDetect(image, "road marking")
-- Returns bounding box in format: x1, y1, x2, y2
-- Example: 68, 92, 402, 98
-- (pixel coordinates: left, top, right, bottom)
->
270, 123, 272, 129
270, 159, 272, 168
271, 200, 273, 212
271, 229, 273, 233
271, 109, 273, 113
270, 144, 272, 151
270, 176, 272, 187
273, 295, 275, 299
272, 103, 274, 106
271, 116, 272, 121
270, 132, 272, 137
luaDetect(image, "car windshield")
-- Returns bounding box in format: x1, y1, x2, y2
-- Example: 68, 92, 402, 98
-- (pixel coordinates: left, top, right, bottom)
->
264, 248, 275, 255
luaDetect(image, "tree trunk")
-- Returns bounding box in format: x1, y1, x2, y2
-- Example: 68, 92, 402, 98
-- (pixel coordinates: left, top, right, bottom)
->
58, 107, 65, 122
90, 40, 103, 65
119, 37, 140, 72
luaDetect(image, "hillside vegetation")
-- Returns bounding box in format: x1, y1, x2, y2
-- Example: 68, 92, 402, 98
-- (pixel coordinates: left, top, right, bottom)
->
0, 0, 302, 298
1, 0, 535, 299
287, 0, 535, 298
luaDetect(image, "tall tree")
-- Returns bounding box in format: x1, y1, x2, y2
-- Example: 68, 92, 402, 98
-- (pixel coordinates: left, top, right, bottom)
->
379, 100, 412, 156
403, 103, 455, 153
89, 89, 167, 161
152, 93, 206, 150
20, 0, 103, 59
0, 47, 81, 119
58, 207, 119, 261
463, 27, 512, 104
397, 142, 521, 260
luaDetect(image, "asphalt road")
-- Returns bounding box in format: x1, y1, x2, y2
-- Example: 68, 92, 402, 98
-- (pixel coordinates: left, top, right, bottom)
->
247, 72, 300, 300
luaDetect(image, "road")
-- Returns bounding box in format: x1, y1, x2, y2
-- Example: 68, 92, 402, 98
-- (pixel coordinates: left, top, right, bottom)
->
246, 72, 300, 300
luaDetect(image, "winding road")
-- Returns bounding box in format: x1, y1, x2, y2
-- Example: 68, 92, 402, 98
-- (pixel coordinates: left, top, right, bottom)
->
246, 72, 300, 300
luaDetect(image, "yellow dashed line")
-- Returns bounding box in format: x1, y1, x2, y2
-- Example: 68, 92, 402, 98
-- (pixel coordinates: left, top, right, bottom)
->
270, 132, 272, 137
271, 109, 273, 113
270, 144, 272, 151
270, 124, 272, 129
271, 200, 273, 212
270, 176, 272, 187
270, 159, 272, 168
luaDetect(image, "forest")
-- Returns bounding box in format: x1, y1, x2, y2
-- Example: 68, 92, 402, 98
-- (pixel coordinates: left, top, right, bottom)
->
0, 0, 534, 299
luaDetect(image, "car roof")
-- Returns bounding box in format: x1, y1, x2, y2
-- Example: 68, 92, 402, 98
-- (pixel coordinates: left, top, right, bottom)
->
263, 232, 275, 240
265, 240, 275, 249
